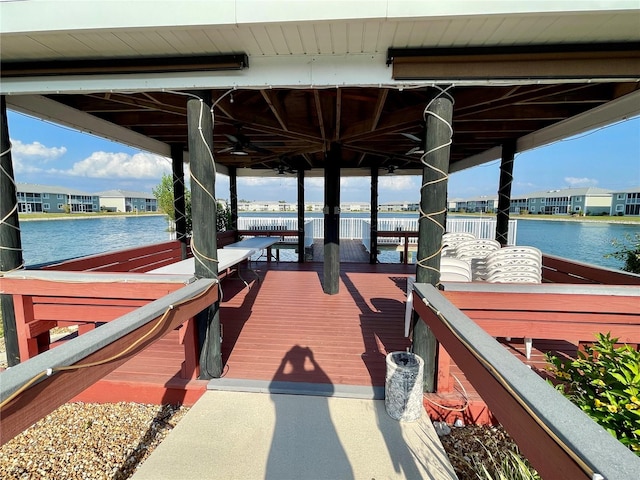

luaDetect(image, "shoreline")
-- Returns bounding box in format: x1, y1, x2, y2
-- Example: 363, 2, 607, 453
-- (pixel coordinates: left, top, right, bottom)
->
18, 213, 167, 222
17, 211, 639, 226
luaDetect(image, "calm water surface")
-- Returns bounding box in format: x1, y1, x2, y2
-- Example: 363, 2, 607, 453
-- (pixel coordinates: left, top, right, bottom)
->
17, 214, 638, 271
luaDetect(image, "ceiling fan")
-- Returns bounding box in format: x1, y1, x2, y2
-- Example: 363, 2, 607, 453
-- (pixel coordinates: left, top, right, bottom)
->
274, 159, 297, 175
218, 126, 273, 156
401, 130, 425, 155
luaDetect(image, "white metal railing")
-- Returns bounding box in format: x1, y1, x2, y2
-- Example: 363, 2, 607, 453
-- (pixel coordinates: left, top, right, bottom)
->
237, 217, 517, 246
361, 220, 371, 253
304, 220, 314, 248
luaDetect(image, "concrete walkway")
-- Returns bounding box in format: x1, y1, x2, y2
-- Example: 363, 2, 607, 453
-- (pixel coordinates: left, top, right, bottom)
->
132, 390, 457, 480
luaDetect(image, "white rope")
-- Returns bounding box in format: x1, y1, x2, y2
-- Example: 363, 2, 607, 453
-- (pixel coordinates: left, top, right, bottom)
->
415, 86, 454, 283
0, 143, 26, 274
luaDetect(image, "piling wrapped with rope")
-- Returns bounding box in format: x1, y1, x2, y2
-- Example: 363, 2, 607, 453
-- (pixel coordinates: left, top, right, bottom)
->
384, 351, 424, 421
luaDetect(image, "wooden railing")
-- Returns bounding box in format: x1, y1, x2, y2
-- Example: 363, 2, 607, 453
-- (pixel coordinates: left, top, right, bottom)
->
413, 283, 640, 480
41, 240, 185, 273
440, 283, 640, 393
0, 279, 218, 446
542, 253, 640, 285
0, 270, 195, 368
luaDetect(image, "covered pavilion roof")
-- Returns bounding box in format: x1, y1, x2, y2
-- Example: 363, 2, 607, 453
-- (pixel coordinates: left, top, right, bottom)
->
1, 1, 639, 177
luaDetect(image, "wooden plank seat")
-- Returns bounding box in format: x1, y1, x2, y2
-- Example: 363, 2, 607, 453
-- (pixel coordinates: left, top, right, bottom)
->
41, 240, 185, 273
147, 248, 255, 277
433, 282, 640, 392
0, 270, 200, 377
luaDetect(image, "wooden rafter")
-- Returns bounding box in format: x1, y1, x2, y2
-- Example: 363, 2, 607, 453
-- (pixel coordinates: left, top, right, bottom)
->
261, 90, 288, 131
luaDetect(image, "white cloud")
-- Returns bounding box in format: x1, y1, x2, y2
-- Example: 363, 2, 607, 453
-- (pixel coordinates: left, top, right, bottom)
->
379, 175, 418, 191
55, 151, 171, 179
10, 138, 67, 173
564, 177, 598, 187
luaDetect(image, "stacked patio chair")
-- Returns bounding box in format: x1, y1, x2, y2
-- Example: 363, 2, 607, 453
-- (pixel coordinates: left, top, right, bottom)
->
485, 246, 542, 283
453, 239, 501, 281
484, 246, 543, 359
404, 257, 472, 337
441, 232, 476, 257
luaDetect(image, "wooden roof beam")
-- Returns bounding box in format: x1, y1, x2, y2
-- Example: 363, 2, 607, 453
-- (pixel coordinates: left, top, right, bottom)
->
261, 90, 289, 132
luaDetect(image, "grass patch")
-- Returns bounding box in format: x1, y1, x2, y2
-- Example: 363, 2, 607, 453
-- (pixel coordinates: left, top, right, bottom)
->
19, 212, 164, 221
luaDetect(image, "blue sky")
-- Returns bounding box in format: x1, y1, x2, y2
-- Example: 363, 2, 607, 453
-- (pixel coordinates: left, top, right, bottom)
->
7, 109, 640, 204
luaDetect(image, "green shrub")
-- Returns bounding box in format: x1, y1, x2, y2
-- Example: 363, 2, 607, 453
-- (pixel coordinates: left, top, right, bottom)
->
606, 233, 640, 274
546, 333, 640, 454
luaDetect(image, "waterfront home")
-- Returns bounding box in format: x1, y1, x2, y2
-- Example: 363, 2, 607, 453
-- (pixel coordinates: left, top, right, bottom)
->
2, 2, 640, 478
527, 187, 612, 215
16, 182, 99, 214
610, 187, 640, 216
455, 195, 499, 213
96, 189, 158, 213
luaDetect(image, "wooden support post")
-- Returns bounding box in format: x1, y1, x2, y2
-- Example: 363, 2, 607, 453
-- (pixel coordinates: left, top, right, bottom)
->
0, 96, 22, 367
297, 167, 305, 263
229, 166, 238, 235
187, 94, 222, 379
496, 140, 516, 246
414, 88, 453, 392
370, 166, 379, 264
323, 143, 341, 294
171, 144, 188, 259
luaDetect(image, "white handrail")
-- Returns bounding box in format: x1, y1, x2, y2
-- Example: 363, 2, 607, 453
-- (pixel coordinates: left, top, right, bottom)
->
237, 217, 517, 245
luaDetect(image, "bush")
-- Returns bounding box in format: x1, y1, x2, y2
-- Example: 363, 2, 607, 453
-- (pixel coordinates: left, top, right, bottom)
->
546, 333, 640, 454
606, 233, 640, 274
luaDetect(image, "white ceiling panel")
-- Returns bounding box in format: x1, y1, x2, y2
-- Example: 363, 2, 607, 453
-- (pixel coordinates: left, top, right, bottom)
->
250, 26, 277, 56
330, 22, 348, 55
264, 25, 291, 55
362, 22, 382, 54
313, 23, 333, 55
280, 25, 306, 55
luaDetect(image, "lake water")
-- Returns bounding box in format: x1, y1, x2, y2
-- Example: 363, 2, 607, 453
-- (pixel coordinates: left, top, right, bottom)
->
16, 213, 638, 271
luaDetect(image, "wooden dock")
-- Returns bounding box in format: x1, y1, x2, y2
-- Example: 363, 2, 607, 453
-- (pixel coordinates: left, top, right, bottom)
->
69, 261, 572, 424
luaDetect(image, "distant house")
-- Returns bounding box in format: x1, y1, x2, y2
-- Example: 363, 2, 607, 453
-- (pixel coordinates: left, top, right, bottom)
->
340, 202, 370, 212
610, 187, 640, 216
16, 183, 99, 213
96, 190, 157, 213
457, 195, 498, 213
379, 201, 419, 212
526, 187, 612, 215
508, 196, 529, 214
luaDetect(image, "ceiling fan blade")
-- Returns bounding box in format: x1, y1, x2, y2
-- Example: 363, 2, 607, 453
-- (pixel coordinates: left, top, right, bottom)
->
406, 146, 424, 155
224, 133, 239, 143
218, 146, 234, 153
248, 143, 273, 154
401, 132, 422, 143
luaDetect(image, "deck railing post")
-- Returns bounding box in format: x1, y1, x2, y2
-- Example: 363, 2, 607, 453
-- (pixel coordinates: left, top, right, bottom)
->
171, 143, 188, 258
323, 143, 341, 294
229, 166, 238, 234
187, 93, 222, 379
370, 166, 379, 264
297, 167, 305, 262
0, 96, 22, 367
414, 87, 453, 392
496, 139, 516, 246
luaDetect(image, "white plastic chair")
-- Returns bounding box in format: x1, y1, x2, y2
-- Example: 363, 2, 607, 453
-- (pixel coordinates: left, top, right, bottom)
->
454, 239, 501, 280
441, 232, 476, 257
485, 245, 543, 359
441, 257, 473, 281
404, 258, 472, 337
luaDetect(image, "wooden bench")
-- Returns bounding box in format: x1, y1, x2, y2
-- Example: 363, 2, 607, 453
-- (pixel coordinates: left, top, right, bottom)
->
0, 270, 201, 378
434, 282, 640, 392
41, 240, 185, 273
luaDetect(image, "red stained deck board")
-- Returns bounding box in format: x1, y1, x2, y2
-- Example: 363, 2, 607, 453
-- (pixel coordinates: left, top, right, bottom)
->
220, 266, 412, 387
60, 261, 581, 422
